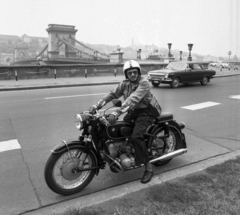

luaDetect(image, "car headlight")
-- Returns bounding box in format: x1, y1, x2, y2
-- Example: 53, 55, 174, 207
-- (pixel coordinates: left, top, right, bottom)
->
164, 74, 169, 78
75, 114, 83, 130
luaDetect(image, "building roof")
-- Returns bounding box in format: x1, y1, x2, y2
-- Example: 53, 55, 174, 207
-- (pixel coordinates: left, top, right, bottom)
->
0, 34, 21, 40
21, 34, 47, 40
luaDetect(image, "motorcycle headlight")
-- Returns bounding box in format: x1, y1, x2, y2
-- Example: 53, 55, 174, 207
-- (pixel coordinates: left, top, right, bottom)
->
75, 114, 83, 130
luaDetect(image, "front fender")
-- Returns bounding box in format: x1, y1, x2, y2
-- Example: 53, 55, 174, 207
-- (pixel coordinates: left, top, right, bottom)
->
51, 140, 86, 154
50, 139, 100, 175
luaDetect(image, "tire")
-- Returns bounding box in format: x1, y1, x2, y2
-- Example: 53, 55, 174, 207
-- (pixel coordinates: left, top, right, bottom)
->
148, 126, 182, 166
171, 77, 180, 88
152, 81, 160, 87
44, 146, 96, 195
200, 76, 208, 86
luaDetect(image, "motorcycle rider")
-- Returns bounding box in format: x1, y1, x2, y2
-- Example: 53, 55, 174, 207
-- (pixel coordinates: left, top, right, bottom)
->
89, 60, 161, 184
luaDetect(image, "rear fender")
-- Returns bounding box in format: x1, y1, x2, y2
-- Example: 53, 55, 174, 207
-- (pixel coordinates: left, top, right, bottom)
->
151, 121, 187, 148
51, 140, 100, 175
168, 121, 187, 148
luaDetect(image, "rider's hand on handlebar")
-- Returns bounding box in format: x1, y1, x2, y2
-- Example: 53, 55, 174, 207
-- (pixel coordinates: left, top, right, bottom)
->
108, 114, 117, 125
89, 105, 98, 114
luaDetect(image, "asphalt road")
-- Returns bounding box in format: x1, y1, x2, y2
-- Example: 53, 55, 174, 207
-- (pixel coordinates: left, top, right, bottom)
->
0, 76, 240, 215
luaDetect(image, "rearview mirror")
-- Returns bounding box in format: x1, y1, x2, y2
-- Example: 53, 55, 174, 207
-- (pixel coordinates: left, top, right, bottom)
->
112, 99, 122, 107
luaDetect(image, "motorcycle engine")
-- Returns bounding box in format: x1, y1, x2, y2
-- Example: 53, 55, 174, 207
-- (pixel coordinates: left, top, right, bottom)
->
119, 154, 135, 168
108, 139, 135, 168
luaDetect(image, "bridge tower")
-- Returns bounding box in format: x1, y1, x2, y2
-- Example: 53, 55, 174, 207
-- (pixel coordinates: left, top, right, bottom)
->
14, 45, 29, 61
46, 24, 78, 58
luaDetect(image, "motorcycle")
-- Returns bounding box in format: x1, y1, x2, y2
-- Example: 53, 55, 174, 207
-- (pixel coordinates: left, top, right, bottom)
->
44, 99, 187, 195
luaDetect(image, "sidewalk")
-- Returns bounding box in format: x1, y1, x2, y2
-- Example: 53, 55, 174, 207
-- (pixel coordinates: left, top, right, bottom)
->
0, 68, 239, 91
0, 75, 124, 91
27, 150, 240, 215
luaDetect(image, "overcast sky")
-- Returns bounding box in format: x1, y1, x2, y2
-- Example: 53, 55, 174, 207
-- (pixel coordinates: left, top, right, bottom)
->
0, 0, 239, 57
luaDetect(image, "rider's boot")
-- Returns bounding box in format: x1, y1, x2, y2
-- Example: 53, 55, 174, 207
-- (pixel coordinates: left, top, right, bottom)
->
141, 162, 154, 184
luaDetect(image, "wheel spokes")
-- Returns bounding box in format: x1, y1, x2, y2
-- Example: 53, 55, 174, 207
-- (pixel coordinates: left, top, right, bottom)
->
52, 149, 92, 189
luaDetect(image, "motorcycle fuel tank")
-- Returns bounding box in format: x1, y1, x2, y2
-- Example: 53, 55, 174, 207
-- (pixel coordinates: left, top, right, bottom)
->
107, 121, 133, 138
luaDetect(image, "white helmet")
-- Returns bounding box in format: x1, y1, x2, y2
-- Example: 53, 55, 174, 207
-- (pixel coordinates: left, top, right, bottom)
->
123, 60, 141, 79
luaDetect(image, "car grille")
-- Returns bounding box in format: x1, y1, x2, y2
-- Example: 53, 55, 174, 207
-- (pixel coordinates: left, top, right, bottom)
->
150, 74, 164, 79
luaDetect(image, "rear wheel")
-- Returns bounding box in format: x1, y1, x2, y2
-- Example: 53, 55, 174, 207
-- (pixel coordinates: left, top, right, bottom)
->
44, 146, 96, 195
200, 76, 208, 85
171, 77, 180, 88
152, 81, 160, 87
148, 126, 181, 166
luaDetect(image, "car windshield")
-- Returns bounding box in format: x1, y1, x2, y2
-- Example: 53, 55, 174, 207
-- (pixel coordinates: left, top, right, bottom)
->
166, 62, 187, 70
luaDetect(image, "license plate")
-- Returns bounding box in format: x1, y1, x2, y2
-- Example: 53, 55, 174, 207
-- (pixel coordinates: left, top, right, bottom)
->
154, 80, 160, 83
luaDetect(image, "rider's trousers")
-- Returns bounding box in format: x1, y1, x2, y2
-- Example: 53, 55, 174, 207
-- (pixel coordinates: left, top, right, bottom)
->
123, 108, 154, 166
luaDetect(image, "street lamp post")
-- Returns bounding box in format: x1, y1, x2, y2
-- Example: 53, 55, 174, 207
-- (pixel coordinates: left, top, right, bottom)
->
137, 48, 142, 60
228, 51, 232, 70
180, 51, 183, 60
187, 44, 193, 61
167, 43, 172, 57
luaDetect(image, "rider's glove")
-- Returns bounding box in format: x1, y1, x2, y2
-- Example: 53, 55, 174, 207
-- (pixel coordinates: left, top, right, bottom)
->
108, 114, 117, 125
89, 100, 106, 113
108, 110, 122, 125
89, 104, 99, 113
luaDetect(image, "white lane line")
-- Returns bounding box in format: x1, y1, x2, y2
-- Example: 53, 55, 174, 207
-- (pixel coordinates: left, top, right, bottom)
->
229, 95, 240, 99
45, 93, 106, 100
0, 139, 21, 153
181, 101, 221, 111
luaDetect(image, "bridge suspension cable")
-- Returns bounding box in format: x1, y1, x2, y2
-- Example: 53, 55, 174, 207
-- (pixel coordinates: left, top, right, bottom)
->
69, 36, 110, 58
56, 35, 108, 59
54, 41, 64, 52
20, 50, 31, 59
35, 44, 48, 58
56, 35, 95, 58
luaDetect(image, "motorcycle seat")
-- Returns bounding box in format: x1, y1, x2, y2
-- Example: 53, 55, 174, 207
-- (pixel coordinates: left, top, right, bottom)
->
155, 112, 173, 122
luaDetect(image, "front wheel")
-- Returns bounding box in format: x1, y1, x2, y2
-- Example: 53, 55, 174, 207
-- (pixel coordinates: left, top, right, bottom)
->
152, 81, 160, 87
148, 126, 182, 166
171, 77, 180, 88
200, 76, 208, 85
44, 146, 96, 195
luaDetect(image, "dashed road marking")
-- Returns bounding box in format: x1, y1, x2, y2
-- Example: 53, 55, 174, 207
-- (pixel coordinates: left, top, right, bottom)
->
45, 93, 106, 100
181, 101, 221, 111
229, 95, 240, 99
0, 139, 21, 153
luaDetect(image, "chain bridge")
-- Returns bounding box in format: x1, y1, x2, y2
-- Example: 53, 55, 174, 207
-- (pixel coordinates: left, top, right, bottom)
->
14, 24, 110, 65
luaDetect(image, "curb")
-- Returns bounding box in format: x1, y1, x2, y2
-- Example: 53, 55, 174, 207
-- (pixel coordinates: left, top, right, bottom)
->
24, 150, 240, 215
215, 73, 240, 78
0, 81, 121, 91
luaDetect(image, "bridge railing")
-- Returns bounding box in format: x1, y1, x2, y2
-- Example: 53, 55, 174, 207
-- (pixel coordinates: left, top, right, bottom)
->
0, 61, 217, 81
0, 62, 169, 80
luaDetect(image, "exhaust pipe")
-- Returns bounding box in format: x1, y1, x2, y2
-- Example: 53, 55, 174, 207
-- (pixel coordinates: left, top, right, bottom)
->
150, 148, 187, 163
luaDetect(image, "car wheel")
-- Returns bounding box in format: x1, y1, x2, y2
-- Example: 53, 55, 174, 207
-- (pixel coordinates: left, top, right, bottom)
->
200, 76, 208, 86
171, 77, 180, 88
152, 82, 160, 87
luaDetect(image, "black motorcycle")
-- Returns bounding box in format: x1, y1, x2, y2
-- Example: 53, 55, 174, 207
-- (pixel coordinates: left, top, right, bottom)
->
44, 99, 187, 195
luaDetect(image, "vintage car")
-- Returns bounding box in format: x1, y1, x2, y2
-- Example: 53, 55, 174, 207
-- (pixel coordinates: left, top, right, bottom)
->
209, 62, 218, 67
209, 62, 229, 68
147, 61, 216, 88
